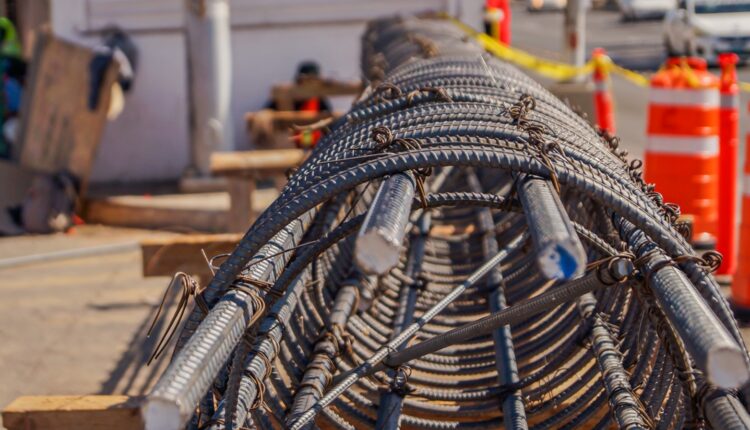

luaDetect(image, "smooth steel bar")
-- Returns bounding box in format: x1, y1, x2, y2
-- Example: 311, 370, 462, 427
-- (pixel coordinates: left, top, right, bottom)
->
355, 172, 416, 275
376, 257, 633, 373
515, 174, 586, 280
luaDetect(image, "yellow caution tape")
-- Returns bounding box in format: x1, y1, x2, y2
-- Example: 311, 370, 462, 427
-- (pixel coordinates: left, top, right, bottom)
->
449, 15, 750, 93
451, 16, 646, 86
476, 33, 594, 81
608, 61, 650, 87
449, 17, 591, 81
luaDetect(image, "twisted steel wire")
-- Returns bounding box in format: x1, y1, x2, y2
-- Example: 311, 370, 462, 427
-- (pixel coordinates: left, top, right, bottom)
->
144, 15, 750, 430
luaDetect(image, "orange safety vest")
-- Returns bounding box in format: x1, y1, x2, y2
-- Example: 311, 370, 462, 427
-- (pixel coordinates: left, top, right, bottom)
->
296, 97, 322, 149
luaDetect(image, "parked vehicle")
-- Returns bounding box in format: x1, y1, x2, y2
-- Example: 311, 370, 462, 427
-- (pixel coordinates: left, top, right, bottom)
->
618, 0, 675, 20
664, 0, 750, 61
527, 0, 567, 12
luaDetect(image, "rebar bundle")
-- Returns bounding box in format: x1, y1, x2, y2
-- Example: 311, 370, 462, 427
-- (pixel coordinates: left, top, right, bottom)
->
144, 16, 750, 430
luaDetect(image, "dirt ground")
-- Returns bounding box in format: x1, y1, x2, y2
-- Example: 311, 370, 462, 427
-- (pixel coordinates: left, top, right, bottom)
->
0, 226, 180, 429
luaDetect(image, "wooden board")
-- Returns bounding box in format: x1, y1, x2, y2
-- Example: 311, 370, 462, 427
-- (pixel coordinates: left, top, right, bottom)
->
15, 0, 51, 60
245, 110, 336, 129
245, 110, 341, 149
141, 233, 242, 283
271, 79, 361, 110
2, 395, 143, 430
16, 33, 118, 184
210, 149, 306, 177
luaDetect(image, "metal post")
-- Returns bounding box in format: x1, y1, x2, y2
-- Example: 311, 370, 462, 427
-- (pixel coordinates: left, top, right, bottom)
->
185, 0, 234, 176
564, 0, 586, 77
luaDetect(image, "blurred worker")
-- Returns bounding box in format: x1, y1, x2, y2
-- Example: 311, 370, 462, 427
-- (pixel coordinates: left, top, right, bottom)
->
266, 61, 332, 149
0, 17, 23, 159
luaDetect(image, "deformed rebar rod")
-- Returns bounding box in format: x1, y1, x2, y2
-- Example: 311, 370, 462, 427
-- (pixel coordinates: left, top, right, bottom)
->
468, 169, 528, 429
618, 216, 749, 389
288, 232, 528, 430
285, 279, 361, 429
515, 174, 586, 280
577, 293, 651, 430
143, 212, 314, 430
355, 172, 416, 275
376, 213, 430, 429
211, 267, 314, 430
146, 15, 750, 429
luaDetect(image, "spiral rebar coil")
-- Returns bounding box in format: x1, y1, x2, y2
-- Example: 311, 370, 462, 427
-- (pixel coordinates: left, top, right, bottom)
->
145, 15, 750, 430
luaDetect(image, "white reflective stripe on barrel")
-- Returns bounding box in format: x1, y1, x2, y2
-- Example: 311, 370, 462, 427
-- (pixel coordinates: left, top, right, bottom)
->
744, 174, 750, 197
647, 135, 719, 156
649, 88, 719, 107
594, 80, 608, 92
720, 94, 740, 109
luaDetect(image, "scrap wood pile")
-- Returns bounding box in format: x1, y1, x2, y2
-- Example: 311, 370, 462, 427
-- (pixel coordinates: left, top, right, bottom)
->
143, 15, 750, 430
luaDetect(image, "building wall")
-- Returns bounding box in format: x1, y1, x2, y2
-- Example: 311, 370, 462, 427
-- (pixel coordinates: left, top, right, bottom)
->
51, 0, 483, 183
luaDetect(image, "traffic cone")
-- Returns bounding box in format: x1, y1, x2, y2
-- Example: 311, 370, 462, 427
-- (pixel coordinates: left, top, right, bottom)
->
717, 53, 740, 276
732, 102, 750, 314
484, 0, 511, 45
592, 48, 615, 134
644, 57, 720, 248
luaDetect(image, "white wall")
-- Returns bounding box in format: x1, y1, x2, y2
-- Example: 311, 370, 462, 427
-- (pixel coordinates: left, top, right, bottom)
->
51, 0, 483, 183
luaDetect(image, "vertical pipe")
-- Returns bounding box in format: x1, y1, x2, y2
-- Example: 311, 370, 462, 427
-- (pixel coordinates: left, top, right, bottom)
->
564, 0, 585, 78
185, 0, 234, 176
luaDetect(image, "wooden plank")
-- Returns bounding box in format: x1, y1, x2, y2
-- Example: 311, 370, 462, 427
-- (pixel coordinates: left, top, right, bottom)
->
210, 149, 306, 176
271, 79, 362, 105
86, 195, 229, 234
16, 33, 118, 188
141, 233, 242, 282
15, 0, 51, 60
227, 177, 256, 233
245, 110, 341, 149
2, 395, 143, 430
245, 110, 335, 129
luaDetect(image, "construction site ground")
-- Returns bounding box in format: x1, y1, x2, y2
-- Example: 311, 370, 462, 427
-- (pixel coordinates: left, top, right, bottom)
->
3, 4, 750, 429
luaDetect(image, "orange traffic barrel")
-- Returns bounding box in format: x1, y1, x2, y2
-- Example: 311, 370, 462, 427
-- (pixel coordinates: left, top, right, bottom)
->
644, 57, 719, 247
733, 102, 750, 312
592, 48, 615, 134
